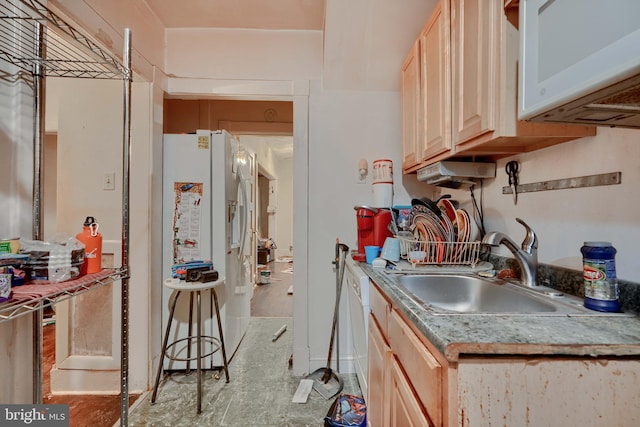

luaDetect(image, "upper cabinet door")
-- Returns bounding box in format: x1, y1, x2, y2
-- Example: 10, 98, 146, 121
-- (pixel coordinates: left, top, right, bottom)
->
420, 0, 452, 161
401, 40, 421, 171
401, 0, 595, 173
450, 0, 497, 145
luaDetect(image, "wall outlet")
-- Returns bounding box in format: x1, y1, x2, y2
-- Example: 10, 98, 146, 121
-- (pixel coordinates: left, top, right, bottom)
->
357, 172, 367, 184
103, 173, 115, 190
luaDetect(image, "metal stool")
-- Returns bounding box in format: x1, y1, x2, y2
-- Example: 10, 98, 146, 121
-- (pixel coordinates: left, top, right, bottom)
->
151, 277, 229, 413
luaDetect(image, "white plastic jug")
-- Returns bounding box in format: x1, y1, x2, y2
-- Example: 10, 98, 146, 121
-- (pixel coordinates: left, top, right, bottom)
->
372, 159, 393, 183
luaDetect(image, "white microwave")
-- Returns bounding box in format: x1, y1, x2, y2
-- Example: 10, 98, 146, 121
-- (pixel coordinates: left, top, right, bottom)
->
518, 0, 640, 128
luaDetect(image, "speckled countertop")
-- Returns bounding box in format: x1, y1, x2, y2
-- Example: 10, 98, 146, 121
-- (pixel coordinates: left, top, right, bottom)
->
360, 263, 640, 362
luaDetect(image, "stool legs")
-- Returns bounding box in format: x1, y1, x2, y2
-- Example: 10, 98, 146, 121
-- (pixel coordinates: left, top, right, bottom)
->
213, 289, 229, 383
151, 285, 229, 412
151, 290, 181, 404
186, 292, 194, 375
196, 290, 203, 413
210, 290, 214, 370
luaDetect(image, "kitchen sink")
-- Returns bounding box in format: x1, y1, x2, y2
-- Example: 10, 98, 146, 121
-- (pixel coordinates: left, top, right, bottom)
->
395, 274, 629, 316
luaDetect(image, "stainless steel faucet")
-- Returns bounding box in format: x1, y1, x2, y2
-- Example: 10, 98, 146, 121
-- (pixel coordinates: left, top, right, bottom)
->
482, 218, 538, 287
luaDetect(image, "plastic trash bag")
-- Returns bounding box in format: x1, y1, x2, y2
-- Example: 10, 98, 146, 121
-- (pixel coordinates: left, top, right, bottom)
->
324, 394, 366, 427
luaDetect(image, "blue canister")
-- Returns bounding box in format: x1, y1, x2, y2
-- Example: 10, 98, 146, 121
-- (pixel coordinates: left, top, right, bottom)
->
581, 242, 620, 312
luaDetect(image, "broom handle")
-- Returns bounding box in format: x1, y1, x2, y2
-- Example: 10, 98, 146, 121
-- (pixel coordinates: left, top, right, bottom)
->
326, 242, 349, 370
336, 242, 349, 372
335, 239, 340, 372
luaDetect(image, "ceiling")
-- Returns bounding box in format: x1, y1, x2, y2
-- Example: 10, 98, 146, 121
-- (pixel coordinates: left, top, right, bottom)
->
145, 0, 326, 31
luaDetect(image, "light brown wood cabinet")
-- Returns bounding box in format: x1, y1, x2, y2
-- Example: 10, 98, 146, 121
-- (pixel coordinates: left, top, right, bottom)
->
402, 0, 595, 174
368, 305, 436, 427
418, 0, 451, 163
368, 283, 441, 426
401, 40, 421, 171
367, 313, 391, 427
402, 0, 451, 172
388, 309, 441, 426
388, 356, 433, 427
367, 281, 392, 426
367, 280, 640, 427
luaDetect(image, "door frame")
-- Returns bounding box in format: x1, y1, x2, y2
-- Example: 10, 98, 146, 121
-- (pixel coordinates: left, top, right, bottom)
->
163, 79, 310, 375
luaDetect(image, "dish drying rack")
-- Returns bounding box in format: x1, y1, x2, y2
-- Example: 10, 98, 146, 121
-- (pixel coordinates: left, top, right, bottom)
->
396, 236, 482, 267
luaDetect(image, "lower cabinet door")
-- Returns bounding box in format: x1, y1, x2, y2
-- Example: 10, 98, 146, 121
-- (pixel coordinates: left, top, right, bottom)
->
389, 309, 442, 425
389, 356, 434, 427
368, 314, 391, 427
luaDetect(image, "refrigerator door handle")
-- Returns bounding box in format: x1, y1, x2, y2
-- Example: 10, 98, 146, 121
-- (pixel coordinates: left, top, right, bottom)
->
237, 166, 248, 261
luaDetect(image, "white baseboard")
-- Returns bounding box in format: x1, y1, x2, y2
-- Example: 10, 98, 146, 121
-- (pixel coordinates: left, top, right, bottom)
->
50, 366, 120, 394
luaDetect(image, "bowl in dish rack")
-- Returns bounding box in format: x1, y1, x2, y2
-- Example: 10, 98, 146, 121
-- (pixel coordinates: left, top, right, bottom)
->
408, 250, 427, 264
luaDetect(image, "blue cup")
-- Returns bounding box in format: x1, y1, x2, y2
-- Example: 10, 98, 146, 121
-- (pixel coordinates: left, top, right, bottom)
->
364, 245, 381, 264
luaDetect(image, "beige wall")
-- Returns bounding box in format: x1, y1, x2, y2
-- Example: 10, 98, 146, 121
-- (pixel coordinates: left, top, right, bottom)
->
446, 127, 640, 281
165, 28, 323, 82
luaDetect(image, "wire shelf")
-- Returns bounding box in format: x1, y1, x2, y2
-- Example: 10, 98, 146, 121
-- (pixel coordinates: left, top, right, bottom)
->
0, 0, 132, 416
397, 237, 482, 267
0, 0, 127, 79
0, 268, 128, 323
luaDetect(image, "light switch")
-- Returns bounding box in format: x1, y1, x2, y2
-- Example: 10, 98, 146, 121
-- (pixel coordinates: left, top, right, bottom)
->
103, 173, 115, 190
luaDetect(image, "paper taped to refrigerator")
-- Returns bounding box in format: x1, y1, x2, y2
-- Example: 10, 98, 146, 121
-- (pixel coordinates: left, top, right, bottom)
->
172, 182, 203, 263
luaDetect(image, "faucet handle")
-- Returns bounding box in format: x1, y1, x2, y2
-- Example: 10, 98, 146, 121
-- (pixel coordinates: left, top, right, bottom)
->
516, 218, 538, 253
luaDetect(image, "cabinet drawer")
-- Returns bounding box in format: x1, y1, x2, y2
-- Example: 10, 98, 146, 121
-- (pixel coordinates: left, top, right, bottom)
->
389, 309, 442, 427
370, 282, 390, 339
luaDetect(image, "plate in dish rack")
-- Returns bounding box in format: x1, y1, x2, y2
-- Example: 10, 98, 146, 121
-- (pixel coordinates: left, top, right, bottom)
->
455, 209, 470, 243
412, 213, 446, 241
437, 198, 458, 223
412, 221, 429, 242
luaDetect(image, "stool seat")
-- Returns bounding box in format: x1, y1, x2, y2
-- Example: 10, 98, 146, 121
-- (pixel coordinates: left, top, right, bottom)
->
151, 276, 230, 414
164, 276, 225, 291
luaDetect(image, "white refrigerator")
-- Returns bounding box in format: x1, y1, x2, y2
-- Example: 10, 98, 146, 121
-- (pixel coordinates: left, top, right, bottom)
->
162, 129, 256, 369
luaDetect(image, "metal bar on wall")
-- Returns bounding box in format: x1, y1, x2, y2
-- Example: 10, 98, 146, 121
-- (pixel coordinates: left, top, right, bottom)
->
502, 172, 621, 195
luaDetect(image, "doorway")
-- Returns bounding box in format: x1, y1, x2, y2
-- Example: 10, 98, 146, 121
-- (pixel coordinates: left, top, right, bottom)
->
163, 86, 310, 376
245, 139, 295, 318
163, 100, 296, 318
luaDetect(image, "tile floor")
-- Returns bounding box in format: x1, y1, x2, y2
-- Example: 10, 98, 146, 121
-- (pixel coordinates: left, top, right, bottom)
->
126, 317, 361, 426
251, 259, 294, 317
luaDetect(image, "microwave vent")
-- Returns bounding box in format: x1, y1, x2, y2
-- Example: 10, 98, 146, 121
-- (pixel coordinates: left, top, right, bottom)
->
527, 70, 640, 128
